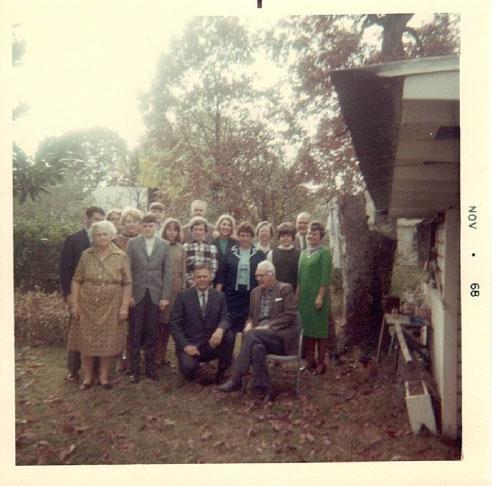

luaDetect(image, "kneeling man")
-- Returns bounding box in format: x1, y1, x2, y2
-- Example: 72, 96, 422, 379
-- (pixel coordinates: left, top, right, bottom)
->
170, 263, 232, 384
218, 260, 298, 400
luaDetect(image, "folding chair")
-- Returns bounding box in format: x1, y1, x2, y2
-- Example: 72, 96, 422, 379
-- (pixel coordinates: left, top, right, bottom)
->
266, 315, 304, 397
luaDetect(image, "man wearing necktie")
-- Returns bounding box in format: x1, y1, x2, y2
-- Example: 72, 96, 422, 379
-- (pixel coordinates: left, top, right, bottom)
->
170, 263, 232, 385
294, 212, 311, 251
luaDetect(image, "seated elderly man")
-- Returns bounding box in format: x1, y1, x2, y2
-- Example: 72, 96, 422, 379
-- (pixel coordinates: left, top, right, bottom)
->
218, 260, 299, 401
169, 263, 232, 385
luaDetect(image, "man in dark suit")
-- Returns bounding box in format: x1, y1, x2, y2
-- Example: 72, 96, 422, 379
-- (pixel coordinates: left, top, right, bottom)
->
127, 213, 171, 382
293, 211, 310, 251
59, 206, 105, 381
170, 263, 232, 385
218, 260, 299, 401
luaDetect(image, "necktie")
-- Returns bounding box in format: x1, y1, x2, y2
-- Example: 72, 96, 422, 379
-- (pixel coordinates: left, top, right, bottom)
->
201, 292, 207, 316
302, 235, 306, 250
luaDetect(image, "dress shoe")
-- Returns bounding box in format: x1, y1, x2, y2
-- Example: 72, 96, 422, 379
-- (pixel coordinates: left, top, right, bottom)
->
67, 373, 80, 383
215, 369, 226, 385
261, 388, 277, 404
299, 363, 316, 373
79, 382, 92, 391
146, 372, 160, 382
101, 383, 113, 390
313, 364, 326, 375
130, 374, 140, 384
217, 379, 242, 392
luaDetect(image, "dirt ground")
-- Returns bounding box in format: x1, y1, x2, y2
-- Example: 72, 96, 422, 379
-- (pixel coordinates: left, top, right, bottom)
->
15, 345, 461, 465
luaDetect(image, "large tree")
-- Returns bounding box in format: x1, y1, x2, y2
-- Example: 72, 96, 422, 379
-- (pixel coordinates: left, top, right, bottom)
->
267, 13, 459, 348
138, 16, 311, 223
35, 127, 129, 195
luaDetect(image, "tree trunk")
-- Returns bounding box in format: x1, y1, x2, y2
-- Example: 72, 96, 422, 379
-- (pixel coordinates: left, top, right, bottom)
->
337, 193, 397, 350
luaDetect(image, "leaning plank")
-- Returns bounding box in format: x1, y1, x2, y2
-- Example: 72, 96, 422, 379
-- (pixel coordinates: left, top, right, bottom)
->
394, 323, 413, 365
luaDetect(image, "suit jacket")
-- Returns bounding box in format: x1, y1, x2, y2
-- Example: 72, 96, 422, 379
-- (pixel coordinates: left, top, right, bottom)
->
293, 234, 308, 252
169, 287, 230, 349
59, 228, 91, 297
127, 235, 171, 305
248, 281, 299, 355
181, 222, 215, 244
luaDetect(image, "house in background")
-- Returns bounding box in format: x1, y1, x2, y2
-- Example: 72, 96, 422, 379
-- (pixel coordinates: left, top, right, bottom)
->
91, 185, 148, 212
331, 55, 460, 438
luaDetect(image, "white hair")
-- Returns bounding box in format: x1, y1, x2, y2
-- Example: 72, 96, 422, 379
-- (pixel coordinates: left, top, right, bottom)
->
296, 212, 311, 222
256, 260, 275, 276
90, 220, 117, 241
191, 199, 208, 212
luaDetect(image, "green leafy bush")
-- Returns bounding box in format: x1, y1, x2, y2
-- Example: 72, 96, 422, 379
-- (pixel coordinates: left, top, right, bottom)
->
14, 219, 77, 292
15, 290, 69, 347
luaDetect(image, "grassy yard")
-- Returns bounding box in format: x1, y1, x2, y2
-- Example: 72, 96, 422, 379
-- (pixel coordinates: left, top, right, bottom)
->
15, 345, 460, 465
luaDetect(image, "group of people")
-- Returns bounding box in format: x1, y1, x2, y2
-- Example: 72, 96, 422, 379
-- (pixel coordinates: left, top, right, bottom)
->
59, 199, 333, 400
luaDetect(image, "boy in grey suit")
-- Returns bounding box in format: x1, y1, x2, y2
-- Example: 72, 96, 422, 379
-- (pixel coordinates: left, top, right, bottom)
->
127, 214, 171, 382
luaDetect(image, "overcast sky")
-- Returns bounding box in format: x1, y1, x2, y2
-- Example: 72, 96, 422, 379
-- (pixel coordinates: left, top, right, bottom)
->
11, 2, 195, 155
9, 1, 436, 158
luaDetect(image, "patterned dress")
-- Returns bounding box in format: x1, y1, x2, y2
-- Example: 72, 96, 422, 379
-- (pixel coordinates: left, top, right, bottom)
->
298, 246, 332, 339
72, 245, 132, 356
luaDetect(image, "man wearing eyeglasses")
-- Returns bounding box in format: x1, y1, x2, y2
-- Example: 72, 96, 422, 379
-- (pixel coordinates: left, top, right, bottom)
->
217, 260, 299, 402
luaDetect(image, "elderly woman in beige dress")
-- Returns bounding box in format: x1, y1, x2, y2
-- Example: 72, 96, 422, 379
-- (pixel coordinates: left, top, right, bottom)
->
71, 220, 132, 389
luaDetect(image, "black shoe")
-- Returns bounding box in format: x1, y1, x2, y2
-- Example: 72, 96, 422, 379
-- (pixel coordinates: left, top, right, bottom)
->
130, 374, 140, 384
101, 383, 113, 390
67, 373, 80, 383
146, 372, 160, 382
215, 369, 226, 385
217, 379, 242, 393
199, 376, 215, 386
261, 387, 277, 404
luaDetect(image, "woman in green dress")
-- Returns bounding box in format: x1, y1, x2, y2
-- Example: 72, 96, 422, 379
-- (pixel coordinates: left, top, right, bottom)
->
297, 221, 332, 375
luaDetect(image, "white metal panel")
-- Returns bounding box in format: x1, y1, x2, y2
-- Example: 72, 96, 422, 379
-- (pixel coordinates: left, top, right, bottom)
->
403, 71, 460, 100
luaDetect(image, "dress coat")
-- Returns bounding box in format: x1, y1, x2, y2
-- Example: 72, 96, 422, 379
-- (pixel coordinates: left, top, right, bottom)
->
169, 287, 230, 349
248, 281, 299, 355
127, 235, 171, 305
59, 228, 91, 298
212, 236, 237, 286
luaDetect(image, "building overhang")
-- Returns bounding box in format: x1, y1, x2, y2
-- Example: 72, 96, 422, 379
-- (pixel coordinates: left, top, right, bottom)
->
331, 56, 459, 219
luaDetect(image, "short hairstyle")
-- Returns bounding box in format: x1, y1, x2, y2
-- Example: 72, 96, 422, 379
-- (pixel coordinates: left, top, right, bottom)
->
256, 221, 274, 239
161, 218, 181, 242
189, 216, 208, 232
237, 222, 254, 238
296, 211, 311, 222
149, 202, 165, 211
106, 208, 122, 220
214, 214, 236, 239
193, 262, 212, 274
86, 206, 105, 218
90, 220, 117, 240
277, 222, 296, 238
256, 260, 276, 276
120, 207, 143, 225
308, 220, 326, 238
141, 213, 158, 224
191, 200, 207, 212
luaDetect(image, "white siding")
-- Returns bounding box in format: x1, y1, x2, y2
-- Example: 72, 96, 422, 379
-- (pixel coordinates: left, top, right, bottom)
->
425, 208, 460, 438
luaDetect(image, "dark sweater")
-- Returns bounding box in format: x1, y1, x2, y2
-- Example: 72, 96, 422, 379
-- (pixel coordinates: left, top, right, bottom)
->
272, 247, 301, 290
